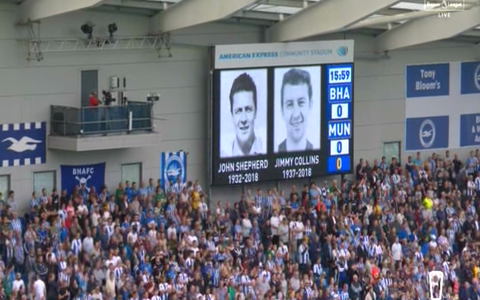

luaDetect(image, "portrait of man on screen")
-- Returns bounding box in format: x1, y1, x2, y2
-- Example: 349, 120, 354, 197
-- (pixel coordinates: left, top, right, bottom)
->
277, 68, 314, 152
221, 72, 265, 158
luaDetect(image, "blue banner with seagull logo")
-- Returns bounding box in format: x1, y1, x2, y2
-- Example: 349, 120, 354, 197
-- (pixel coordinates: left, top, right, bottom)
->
0, 121, 46, 167
60, 163, 106, 196
159, 152, 187, 191
460, 61, 480, 94
405, 116, 449, 151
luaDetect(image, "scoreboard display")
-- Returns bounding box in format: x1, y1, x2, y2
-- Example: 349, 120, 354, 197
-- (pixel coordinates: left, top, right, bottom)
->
210, 40, 354, 186
326, 65, 353, 174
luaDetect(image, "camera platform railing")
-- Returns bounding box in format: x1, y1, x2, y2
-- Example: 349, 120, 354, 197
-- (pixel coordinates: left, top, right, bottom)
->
50, 101, 153, 137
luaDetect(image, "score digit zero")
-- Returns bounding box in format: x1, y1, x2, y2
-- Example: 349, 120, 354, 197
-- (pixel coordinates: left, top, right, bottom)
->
330, 139, 349, 155
336, 157, 342, 170
331, 103, 350, 120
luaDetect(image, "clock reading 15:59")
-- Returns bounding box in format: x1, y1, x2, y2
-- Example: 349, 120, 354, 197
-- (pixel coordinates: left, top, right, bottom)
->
328, 67, 352, 84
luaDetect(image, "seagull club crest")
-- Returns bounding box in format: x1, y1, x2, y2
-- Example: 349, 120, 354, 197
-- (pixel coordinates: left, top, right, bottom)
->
419, 118, 436, 148
165, 154, 184, 183
474, 63, 480, 91
2, 136, 42, 152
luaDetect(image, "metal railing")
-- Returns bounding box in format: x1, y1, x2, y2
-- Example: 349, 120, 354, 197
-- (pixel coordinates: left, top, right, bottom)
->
50, 102, 154, 136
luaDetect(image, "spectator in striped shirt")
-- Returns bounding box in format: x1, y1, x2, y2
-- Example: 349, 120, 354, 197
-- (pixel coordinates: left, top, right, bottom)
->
9, 211, 22, 236
298, 237, 310, 275
5, 151, 480, 300
29, 192, 39, 211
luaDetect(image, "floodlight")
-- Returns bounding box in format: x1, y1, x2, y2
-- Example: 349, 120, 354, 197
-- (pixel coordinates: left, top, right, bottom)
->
108, 23, 118, 39
147, 93, 160, 102
81, 23, 94, 39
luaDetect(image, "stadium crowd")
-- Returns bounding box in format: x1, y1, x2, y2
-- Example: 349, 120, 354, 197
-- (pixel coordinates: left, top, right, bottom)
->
0, 149, 479, 300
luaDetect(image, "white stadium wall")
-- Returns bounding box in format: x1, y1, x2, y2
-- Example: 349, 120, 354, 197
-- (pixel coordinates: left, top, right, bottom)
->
0, 2, 262, 210
349, 36, 477, 163
0, 2, 477, 209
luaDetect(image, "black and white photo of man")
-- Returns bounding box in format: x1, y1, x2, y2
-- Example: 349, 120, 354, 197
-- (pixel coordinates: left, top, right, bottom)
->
274, 66, 321, 153
220, 69, 267, 158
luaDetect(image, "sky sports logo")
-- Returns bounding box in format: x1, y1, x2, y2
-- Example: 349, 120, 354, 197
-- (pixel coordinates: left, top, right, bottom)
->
424, 0, 466, 18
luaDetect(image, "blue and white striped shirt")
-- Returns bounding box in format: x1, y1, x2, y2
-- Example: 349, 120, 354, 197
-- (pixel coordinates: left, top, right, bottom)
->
298, 244, 309, 264
147, 186, 155, 195
261, 270, 271, 282
138, 250, 145, 264
105, 225, 113, 239
313, 263, 322, 276
30, 198, 39, 209
254, 195, 262, 209
240, 275, 251, 295
158, 283, 169, 300
339, 291, 349, 300
207, 240, 216, 252
39, 195, 48, 205
140, 187, 149, 197
210, 268, 220, 287
468, 204, 476, 215
173, 283, 183, 292
58, 209, 66, 222
381, 278, 392, 295
114, 267, 123, 281
185, 257, 194, 270
231, 275, 241, 286
262, 196, 272, 216
266, 260, 274, 270
450, 220, 461, 233
415, 251, 423, 263
304, 287, 314, 299
71, 239, 82, 256
331, 291, 340, 299
178, 272, 188, 284
58, 261, 67, 271
59, 272, 70, 284
467, 157, 478, 174
10, 218, 22, 234
443, 261, 450, 277
170, 183, 181, 194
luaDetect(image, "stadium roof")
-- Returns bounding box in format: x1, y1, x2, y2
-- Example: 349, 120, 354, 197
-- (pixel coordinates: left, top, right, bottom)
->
8, 0, 480, 52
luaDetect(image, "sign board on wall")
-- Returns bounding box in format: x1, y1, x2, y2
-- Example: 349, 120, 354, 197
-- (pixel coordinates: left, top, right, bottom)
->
210, 40, 355, 186
405, 63, 450, 98
60, 163, 106, 197
460, 62, 480, 94
405, 61, 480, 150
460, 113, 480, 147
405, 116, 449, 150
214, 40, 354, 69
0, 121, 46, 167
160, 152, 187, 191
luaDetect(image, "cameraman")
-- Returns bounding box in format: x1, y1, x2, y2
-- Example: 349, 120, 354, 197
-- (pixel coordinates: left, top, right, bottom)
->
102, 90, 115, 106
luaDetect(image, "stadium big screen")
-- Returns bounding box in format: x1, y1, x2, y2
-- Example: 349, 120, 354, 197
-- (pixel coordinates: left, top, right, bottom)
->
210, 40, 354, 186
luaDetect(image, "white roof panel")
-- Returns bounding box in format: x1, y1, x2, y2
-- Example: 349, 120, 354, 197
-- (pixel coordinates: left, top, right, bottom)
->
251, 4, 302, 14
366, 14, 386, 19
143, 0, 182, 2
391, 2, 426, 10
109, 0, 480, 44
